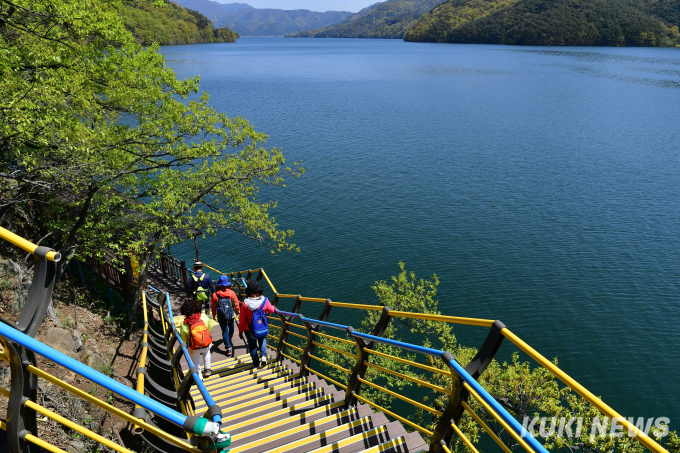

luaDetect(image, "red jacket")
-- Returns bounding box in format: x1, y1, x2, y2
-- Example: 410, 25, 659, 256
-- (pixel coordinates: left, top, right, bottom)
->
238, 296, 275, 334
211, 288, 239, 319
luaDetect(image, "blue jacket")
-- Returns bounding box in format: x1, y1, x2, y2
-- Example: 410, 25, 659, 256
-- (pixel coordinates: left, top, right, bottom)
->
188, 271, 215, 296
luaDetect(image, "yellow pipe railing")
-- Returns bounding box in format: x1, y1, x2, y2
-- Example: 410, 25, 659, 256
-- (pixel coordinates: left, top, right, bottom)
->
25, 433, 67, 453
354, 393, 434, 436
364, 348, 453, 377
462, 401, 513, 453
29, 365, 200, 452
388, 311, 494, 327
304, 366, 348, 390
358, 377, 442, 416
364, 361, 451, 395
24, 400, 134, 453
0, 226, 60, 262
501, 328, 664, 453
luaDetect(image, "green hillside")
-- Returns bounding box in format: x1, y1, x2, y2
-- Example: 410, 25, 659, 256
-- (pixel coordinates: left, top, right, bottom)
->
289, 0, 443, 39
403, 0, 680, 46
123, 1, 239, 45
217, 9, 353, 36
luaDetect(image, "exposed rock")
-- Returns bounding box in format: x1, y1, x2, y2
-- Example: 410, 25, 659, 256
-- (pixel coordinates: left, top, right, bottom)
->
0, 259, 31, 310
72, 331, 83, 351
35, 328, 76, 356
84, 338, 98, 353
86, 352, 108, 372
67, 440, 85, 453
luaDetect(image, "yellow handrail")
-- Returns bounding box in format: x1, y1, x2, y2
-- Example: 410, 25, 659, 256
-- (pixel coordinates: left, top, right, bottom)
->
354, 393, 434, 437
358, 377, 442, 416
364, 361, 451, 395
0, 227, 60, 262
304, 366, 348, 390
388, 311, 494, 327
501, 328, 665, 453
328, 301, 384, 311
450, 422, 481, 453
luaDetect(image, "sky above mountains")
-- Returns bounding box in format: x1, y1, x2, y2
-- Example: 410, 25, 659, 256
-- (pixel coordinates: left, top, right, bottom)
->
214, 0, 376, 12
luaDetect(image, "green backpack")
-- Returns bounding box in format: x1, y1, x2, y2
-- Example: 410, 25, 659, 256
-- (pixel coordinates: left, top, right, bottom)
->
192, 274, 209, 301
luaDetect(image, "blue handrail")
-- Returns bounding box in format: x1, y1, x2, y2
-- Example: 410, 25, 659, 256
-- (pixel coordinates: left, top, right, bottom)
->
165, 293, 222, 424
276, 310, 548, 453
0, 320, 187, 428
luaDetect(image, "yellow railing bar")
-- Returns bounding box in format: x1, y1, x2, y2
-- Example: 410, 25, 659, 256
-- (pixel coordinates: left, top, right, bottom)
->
313, 341, 356, 358
259, 269, 278, 295
308, 353, 351, 374
282, 341, 304, 353
202, 263, 225, 275
0, 386, 8, 397
299, 297, 327, 303
358, 377, 442, 416
304, 366, 347, 390
364, 361, 451, 395
269, 323, 283, 330
0, 227, 61, 262
286, 330, 307, 340
354, 393, 434, 437
284, 321, 307, 331
328, 302, 384, 311
28, 365, 200, 452
0, 351, 9, 363
462, 401, 513, 453
24, 400, 134, 453
501, 328, 666, 453
313, 331, 356, 346
364, 348, 453, 377
450, 421, 481, 453
463, 382, 533, 453
389, 311, 494, 328
135, 293, 150, 426
280, 351, 301, 364
276, 294, 298, 299
24, 433, 66, 453
442, 444, 453, 453
0, 419, 4, 429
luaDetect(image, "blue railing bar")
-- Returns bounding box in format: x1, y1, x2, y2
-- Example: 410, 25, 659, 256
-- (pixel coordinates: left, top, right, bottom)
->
351, 331, 443, 357
148, 285, 160, 293
165, 293, 222, 424
446, 358, 547, 453
275, 309, 299, 318
298, 316, 349, 332
0, 321, 187, 428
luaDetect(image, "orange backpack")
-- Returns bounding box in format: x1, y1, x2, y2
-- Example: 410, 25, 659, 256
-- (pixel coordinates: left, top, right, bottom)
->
189, 319, 212, 350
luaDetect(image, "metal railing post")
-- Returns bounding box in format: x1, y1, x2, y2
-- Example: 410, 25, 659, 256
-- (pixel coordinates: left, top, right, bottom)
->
275, 295, 301, 361
430, 320, 507, 453
2, 339, 39, 453
344, 305, 391, 408
181, 260, 188, 290
300, 300, 332, 377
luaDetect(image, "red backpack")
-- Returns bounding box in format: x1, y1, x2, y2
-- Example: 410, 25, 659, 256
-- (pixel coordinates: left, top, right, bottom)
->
188, 318, 212, 350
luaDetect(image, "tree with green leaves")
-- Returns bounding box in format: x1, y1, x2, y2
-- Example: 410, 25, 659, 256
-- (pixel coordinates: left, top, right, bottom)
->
315, 263, 679, 453
0, 0, 301, 333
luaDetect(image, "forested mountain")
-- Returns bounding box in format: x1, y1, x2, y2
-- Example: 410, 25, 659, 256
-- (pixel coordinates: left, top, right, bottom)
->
289, 0, 443, 38
123, 1, 239, 45
173, 0, 352, 35
403, 0, 680, 46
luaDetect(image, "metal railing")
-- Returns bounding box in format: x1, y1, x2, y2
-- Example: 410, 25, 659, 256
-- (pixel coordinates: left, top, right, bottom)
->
0, 230, 231, 453
192, 262, 670, 453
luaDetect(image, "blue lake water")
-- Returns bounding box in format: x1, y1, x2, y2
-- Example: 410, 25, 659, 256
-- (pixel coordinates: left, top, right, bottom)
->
160, 38, 680, 427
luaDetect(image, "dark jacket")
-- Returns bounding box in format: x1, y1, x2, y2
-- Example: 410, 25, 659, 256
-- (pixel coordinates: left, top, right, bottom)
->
188, 271, 215, 297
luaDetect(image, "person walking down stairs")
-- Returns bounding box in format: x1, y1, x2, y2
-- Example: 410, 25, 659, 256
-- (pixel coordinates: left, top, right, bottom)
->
238, 280, 275, 368
189, 261, 216, 315
211, 275, 240, 357
177, 299, 217, 379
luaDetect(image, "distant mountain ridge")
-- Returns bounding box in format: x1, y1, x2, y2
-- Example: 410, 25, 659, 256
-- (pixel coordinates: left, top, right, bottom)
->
403, 0, 680, 46
288, 0, 443, 39
173, 0, 352, 35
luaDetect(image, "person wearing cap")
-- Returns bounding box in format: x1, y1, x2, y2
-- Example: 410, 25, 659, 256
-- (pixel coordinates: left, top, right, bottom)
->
211, 275, 240, 357
238, 279, 275, 368
188, 261, 215, 314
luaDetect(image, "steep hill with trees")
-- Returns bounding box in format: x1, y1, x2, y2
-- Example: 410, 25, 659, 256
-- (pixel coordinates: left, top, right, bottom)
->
289, 0, 443, 39
403, 0, 680, 46
123, 1, 239, 45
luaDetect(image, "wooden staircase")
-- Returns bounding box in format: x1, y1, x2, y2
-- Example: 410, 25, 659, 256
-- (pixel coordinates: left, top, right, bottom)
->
188, 353, 428, 453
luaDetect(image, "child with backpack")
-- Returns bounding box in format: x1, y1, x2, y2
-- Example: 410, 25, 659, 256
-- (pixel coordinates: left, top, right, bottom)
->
177, 299, 217, 379
211, 275, 240, 357
238, 280, 275, 368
